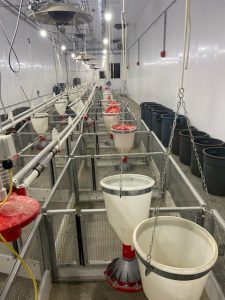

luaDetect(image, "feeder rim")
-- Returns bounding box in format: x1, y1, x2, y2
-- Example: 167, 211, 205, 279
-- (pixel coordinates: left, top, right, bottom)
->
133, 216, 218, 278
100, 174, 155, 193
111, 124, 137, 133
31, 113, 48, 118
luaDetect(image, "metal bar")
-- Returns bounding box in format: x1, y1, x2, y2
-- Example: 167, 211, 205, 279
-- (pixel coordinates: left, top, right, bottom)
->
90, 157, 97, 190
41, 135, 83, 211
0, 215, 42, 299
212, 209, 225, 231
13, 86, 96, 186
128, 0, 177, 51
71, 152, 163, 159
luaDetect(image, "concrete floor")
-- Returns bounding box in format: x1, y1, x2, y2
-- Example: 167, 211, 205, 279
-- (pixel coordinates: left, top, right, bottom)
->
49, 281, 209, 300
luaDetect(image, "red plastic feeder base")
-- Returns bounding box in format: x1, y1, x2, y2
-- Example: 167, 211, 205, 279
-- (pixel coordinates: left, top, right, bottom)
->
104, 244, 142, 293
0, 193, 40, 242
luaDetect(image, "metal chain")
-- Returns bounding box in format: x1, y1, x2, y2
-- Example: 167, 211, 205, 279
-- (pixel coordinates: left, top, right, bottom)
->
181, 99, 223, 244
145, 88, 183, 275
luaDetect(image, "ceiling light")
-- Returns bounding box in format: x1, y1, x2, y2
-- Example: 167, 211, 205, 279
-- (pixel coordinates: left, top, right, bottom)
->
61, 44, 66, 51
40, 29, 47, 37
71, 53, 75, 58
104, 11, 112, 21
103, 49, 107, 55
103, 38, 108, 45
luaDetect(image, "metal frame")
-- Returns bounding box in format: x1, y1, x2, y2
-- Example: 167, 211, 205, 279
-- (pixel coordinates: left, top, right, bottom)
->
1, 91, 225, 299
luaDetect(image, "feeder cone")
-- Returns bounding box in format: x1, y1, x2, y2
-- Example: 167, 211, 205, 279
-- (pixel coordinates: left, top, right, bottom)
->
55, 99, 67, 115
31, 113, 48, 135
100, 174, 155, 292
112, 124, 137, 171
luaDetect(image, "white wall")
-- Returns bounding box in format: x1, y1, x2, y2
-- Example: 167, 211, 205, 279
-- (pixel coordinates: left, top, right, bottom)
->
0, 6, 92, 114
127, 0, 225, 141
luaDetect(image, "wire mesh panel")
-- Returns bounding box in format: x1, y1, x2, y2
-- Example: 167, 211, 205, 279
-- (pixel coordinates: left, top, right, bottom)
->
4, 230, 44, 300
51, 214, 79, 265
83, 212, 121, 264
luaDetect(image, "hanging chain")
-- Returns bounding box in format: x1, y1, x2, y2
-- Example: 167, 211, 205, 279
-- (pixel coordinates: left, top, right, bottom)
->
181, 99, 223, 245
145, 89, 183, 275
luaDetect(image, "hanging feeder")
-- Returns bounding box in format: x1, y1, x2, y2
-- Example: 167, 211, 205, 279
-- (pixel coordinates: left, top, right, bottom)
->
55, 98, 68, 119
31, 113, 49, 150
102, 106, 121, 146
133, 216, 218, 300
112, 124, 137, 171
0, 193, 40, 242
28, 3, 93, 26
100, 174, 155, 292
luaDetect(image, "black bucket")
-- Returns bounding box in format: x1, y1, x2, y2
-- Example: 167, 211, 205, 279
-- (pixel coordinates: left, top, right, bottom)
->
191, 138, 224, 177
147, 104, 164, 130
171, 126, 196, 155
12, 106, 30, 130
203, 147, 225, 196
161, 114, 187, 147
140, 102, 156, 122
179, 130, 208, 165
152, 109, 173, 140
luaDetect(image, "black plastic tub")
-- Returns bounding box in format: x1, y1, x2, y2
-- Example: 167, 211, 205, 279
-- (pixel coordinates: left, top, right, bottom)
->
147, 104, 164, 130
191, 137, 224, 177
171, 126, 196, 155
152, 109, 173, 140
203, 147, 225, 196
140, 102, 156, 122
161, 114, 187, 147
179, 130, 208, 165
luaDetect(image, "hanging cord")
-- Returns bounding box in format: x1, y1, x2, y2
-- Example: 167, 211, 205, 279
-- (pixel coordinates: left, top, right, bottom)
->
0, 20, 20, 75
0, 169, 38, 299
0, 233, 38, 300
8, 0, 24, 73
145, 0, 191, 276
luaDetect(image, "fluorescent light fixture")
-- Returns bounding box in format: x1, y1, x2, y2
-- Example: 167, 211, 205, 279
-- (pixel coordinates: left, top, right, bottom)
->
61, 44, 66, 51
103, 38, 108, 45
104, 11, 112, 21
71, 53, 75, 58
40, 29, 47, 37
103, 49, 107, 55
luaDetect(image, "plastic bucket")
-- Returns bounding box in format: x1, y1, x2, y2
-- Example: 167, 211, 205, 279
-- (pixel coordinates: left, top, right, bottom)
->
140, 102, 157, 125
100, 174, 155, 246
148, 105, 166, 130
140, 102, 157, 121
179, 130, 208, 165
161, 114, 187, 147
133, 216, 218, 300
112, 124, 136, 153
203, 147, 225, 196
152, 109, 173, 140
191, 138, 224, 177
172, 126, 196, 155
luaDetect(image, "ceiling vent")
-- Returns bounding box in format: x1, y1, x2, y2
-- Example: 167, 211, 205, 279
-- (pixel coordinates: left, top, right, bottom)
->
28, 3, 93, 26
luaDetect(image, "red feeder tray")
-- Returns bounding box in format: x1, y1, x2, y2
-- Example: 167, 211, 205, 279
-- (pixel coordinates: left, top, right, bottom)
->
0, 193, 40, 242
105, 106, 121, 114
112, 124, 137, 131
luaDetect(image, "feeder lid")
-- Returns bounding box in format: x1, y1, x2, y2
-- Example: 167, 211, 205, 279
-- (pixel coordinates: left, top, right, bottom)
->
104, 106, 121, 114
0, 193, 40, 242
112, 124, 137, 132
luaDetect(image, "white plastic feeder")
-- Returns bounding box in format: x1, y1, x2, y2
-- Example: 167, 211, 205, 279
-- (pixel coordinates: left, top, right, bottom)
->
55, 98, 67, 115
69, 92, 78, 102
102, 106, 121, 132
31, 113, 48, 134
112, 124, 136, 153
133, 216, 218, 300
69, 99, 84, 114
100, 174, 155, 292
